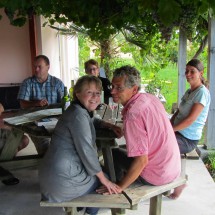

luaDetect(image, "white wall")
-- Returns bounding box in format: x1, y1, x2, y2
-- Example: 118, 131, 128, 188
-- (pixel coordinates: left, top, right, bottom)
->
38, 17, 79, 88
0, 11, 79, 88
0, 9, 32, 83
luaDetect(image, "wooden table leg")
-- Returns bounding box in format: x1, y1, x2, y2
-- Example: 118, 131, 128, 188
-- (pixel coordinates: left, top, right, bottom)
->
102, 140, 116, 182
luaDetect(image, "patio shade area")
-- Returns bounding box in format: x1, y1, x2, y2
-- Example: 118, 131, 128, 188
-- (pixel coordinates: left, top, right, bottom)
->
0, 144, 215, 215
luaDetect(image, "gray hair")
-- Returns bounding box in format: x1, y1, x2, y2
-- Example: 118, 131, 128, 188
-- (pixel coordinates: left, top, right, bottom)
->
113, 65, 141, 90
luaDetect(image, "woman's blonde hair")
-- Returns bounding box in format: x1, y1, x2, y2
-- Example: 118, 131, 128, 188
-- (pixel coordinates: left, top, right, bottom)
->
73, 75, 102, 101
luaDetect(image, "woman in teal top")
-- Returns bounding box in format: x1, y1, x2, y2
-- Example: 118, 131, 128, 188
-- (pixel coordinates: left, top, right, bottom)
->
171, 59, 211, 154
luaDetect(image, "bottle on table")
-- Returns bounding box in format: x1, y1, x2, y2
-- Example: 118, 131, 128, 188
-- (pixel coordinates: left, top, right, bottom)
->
100, 90, 104, 104
69, 80, 75, 102
62, 86, 70, 112
96, 90, 104, 110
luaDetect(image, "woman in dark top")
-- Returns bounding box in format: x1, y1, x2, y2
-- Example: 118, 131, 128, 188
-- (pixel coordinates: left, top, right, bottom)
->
84, 59, 111, 104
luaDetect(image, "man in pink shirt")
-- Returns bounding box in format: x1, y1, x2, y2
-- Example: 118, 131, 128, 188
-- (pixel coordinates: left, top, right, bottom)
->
97, 65, 185, 199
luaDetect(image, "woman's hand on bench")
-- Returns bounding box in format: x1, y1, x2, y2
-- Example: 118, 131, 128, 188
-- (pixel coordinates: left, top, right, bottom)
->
96, 184, 122, 195
96, 171, 122, 195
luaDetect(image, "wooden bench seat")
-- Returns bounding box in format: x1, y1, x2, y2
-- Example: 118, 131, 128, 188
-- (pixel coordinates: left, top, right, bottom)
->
40, 176, 187, 215
124, 176, 187, 214
184, 149, 199, 160
40, 193, 130, 215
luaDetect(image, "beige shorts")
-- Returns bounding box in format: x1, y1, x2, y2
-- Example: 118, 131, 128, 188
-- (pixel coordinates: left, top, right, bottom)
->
0, 129, 11, 152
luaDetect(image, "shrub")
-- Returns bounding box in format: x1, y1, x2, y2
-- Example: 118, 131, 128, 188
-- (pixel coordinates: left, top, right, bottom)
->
203, 152, 215, 181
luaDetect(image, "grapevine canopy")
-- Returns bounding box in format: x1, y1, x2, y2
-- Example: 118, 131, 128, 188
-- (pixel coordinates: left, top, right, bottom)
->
0, 0, 214, 41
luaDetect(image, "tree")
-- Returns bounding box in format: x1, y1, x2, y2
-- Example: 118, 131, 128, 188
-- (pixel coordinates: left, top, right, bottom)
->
1, 0, 212, 62
0, 0, 212, 80
50, 23, 123, 78
1, 0, 215, 41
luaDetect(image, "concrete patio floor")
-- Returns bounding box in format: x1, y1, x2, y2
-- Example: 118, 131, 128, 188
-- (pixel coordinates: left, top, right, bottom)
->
0, 143, 215, 215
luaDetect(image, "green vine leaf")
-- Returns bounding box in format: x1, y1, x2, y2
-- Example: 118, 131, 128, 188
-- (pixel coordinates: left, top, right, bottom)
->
158, 0, 181, 26
11, 17, 26, 27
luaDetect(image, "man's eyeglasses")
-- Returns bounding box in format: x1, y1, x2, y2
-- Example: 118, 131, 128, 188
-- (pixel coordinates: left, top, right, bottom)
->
86, 67, 98, 72
108, 85, 126, 92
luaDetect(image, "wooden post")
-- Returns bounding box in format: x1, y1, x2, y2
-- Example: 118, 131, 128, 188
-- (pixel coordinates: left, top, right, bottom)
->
177, 28, 187, 105
149, 194, 162, 215
206, 14, 215, 149
28, 15, 38, 74
111, 208, 126, 215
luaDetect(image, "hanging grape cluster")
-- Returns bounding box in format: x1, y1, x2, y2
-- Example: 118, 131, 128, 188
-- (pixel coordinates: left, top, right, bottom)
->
178, 5, 199, 41
151, 11, 174, 42
151, 3, 205, 43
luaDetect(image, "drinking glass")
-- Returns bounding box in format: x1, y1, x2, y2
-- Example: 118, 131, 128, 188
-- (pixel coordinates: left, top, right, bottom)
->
108, 97, 118, 122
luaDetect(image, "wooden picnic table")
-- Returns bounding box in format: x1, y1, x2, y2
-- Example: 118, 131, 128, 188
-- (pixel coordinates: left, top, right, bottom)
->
0, 103, 123, 182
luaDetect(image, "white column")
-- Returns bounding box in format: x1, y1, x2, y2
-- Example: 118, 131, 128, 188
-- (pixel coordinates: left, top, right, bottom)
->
177, 28, 187, 105
206, 15, 215, 149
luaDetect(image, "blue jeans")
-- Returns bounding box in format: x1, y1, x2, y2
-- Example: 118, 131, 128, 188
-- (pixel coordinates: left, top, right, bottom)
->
77, 177, 100, 215
77, 207, 98, 215
85, 207, 99, 215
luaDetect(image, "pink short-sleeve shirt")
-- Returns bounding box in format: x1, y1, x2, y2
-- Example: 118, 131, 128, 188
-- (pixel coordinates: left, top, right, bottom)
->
122, 93, 181, 185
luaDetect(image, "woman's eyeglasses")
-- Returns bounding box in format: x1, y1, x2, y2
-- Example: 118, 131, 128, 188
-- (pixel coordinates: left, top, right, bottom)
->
86, 67, 98, 72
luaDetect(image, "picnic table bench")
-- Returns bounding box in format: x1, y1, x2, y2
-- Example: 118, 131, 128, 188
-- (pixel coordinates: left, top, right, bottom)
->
41, 149, 194, 215
40, 176, 187, 215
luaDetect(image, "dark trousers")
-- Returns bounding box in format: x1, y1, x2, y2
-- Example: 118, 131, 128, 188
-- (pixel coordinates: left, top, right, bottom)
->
175, 132, 199, 154
112, 148, 153, 186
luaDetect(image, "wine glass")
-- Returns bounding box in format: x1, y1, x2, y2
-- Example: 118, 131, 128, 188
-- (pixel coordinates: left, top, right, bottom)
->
108, 97, 118, 123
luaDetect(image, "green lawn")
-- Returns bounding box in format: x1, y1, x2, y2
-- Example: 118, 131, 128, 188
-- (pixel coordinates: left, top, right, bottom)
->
157, 64, 178, 112
110, 62, 180, 112
109, 62, 184, 113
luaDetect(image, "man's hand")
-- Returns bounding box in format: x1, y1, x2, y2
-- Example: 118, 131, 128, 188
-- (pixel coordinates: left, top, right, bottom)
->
20, 99, 49, 109
37, 99, 49, 107
111, 124, 123, 138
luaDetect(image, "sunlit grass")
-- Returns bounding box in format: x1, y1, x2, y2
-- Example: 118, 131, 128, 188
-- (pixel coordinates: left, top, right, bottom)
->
157, 64, 178, 112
